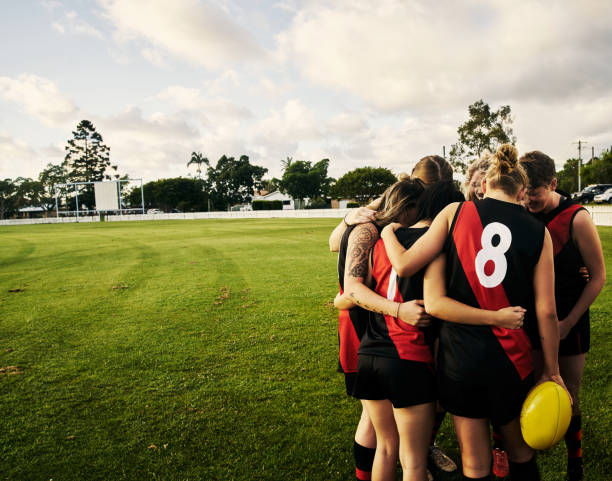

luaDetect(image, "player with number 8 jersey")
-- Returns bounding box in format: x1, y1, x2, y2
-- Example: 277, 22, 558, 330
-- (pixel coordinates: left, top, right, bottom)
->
439, 197, 544, 392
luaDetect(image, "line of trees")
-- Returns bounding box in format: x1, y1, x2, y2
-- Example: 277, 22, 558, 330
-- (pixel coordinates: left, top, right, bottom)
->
4, 104, 611, 219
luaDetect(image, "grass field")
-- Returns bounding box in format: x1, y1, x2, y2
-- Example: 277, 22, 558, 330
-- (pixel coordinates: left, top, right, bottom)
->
0, 219, 610, 481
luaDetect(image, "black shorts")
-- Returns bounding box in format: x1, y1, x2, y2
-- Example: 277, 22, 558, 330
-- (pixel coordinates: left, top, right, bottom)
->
559, 316, 590, 356
352, 354, 436, 408
438, 371, 534, 427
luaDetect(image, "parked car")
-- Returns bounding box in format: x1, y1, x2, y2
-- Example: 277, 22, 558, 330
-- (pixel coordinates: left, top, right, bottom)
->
593, 187, 612, 203
573, 184, 612, 203
147, 208, 163, 214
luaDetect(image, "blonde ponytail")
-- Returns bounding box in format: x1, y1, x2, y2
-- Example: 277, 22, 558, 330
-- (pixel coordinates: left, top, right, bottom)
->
485, 144, 527, 195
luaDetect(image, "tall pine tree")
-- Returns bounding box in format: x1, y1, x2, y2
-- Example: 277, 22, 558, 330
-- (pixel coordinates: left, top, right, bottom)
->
63, 120, 117, 210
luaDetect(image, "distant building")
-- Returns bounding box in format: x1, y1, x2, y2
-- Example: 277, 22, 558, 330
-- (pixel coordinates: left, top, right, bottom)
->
331, 199, 357, 209
18, 206, 46, 219
251, 190, 298, 210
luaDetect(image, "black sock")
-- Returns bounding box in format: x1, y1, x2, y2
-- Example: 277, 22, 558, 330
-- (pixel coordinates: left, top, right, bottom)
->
509, 456, 540, 481
354, 441, 376, 481
430, 410, 446, 444
565, 415, 582, 460
461, 474, 490, 480
492, 429, 503, 451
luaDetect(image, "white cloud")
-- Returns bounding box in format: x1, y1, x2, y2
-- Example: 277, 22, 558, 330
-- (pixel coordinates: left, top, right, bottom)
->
278, 0, 612, 111
0, 132, 42, 179
0, 74, 78, 126
52, 10, 104, 39
141, 47, 168, 68
152, 85, 252, 120
99, 0, 265, 69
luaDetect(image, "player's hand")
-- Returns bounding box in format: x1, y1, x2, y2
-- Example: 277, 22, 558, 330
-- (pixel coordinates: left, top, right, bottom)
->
536, 373, 573, 405
558, 318, 573, 340
579, 266, 590, 282
494, 306, 526, 329
334, 292, 355, 310
381, 222, 402, 239
397, 300, 432, 327
345, 207, 376, 226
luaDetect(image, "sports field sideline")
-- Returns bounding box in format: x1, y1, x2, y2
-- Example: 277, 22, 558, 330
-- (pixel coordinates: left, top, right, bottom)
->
0, 219, 610, 480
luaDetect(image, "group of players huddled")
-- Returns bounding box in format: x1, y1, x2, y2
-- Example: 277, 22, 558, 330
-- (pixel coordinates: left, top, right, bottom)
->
329, 145, 605, 481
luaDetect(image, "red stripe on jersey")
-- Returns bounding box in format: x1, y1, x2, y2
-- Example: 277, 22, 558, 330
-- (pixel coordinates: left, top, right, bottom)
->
546, 204, 582, 256
338, 308, 360, 373
452, 202, 532, 380
371, 240, 432, 362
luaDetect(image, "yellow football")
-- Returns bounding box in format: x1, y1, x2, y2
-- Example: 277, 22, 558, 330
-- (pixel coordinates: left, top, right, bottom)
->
520, 381, 572, 450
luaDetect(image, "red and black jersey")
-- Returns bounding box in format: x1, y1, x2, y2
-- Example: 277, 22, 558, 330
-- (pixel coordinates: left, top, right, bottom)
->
358, 227, 433, 363
441, 198, 545, 384
336, 224, 375, 373
532, 196, 588, 321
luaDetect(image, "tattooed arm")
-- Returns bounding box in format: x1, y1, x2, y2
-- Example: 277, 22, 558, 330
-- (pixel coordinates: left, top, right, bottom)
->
341, 223, 431, 327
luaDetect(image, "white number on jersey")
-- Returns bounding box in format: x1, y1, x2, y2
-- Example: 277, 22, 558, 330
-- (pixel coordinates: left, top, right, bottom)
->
475, 222, 512, 288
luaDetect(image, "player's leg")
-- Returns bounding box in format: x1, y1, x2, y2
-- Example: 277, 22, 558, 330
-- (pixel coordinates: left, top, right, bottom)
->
453, 415, 492, 479
497, 417, 540, 480
559, 353, 586, 481
393, 402, 435, 481
354, 401, 377, 481
362, 399, 399, 481
427, 340, 457, 473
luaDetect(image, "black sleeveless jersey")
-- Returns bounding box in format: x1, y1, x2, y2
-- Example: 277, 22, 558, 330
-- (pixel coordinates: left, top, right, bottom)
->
441, 198, 545, 384
532, 196, 587, 321
336, 223, 376, 373
358, 227, 433, 363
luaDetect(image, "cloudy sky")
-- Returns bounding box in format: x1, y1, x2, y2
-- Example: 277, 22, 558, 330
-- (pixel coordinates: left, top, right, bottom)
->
1, 0, 611, 183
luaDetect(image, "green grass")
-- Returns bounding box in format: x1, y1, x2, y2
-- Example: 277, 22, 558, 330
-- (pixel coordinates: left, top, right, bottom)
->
0, 219, 610, 480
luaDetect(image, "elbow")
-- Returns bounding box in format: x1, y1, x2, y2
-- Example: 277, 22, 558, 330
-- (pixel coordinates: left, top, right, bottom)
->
424, 296, 441, 318
396, 264, 410, 278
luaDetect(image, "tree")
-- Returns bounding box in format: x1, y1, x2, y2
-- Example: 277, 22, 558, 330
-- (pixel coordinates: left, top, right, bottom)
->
581, 149, 612, 187
449, 100, 516, 175
63, 120, 117, 210
0, 179, 16, 220
38, 163, 68, 211
280, 156, 293, 171
206, 155, 268, 210
187, 151, 209, 179
260, 178, 281, 193
279, 159, 333, 208
557, 149, 612, 193
126, 178, 209, 212
556, 158, 580, 193
330, 167, 397, 205
12, 177, 44, 209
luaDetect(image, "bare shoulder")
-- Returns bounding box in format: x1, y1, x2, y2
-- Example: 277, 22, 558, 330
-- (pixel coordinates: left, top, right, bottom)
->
572, 208, 596, 230
348, 222, 380, 247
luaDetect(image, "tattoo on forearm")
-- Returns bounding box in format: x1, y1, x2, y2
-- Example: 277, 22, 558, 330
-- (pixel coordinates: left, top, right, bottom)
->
347, 227, 376, 278
349, 291, 387, 315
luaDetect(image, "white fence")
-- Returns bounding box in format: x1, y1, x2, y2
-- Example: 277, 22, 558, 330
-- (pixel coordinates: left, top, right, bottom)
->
2, 206, 612, 226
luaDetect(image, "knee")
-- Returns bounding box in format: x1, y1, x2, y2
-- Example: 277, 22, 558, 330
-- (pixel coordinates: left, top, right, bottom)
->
507, 445, 534, 464
461, 458, 490, 478
376, 436, 399, 458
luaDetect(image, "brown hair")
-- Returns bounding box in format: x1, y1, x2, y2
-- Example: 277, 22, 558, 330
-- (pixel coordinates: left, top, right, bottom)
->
485, 144, 528, 196
411, 155, 453, 185
464, 151, 492, 198
519, 151, 556, 188
374, 179, 424, 228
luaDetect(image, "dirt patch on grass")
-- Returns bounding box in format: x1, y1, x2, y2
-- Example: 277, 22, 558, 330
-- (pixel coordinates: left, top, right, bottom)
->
212, 286, 230, 305
0, 366, 23, 375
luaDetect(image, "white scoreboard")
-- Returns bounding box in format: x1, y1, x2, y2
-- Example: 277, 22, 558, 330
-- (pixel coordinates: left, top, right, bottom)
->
94, 181, 119, 211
